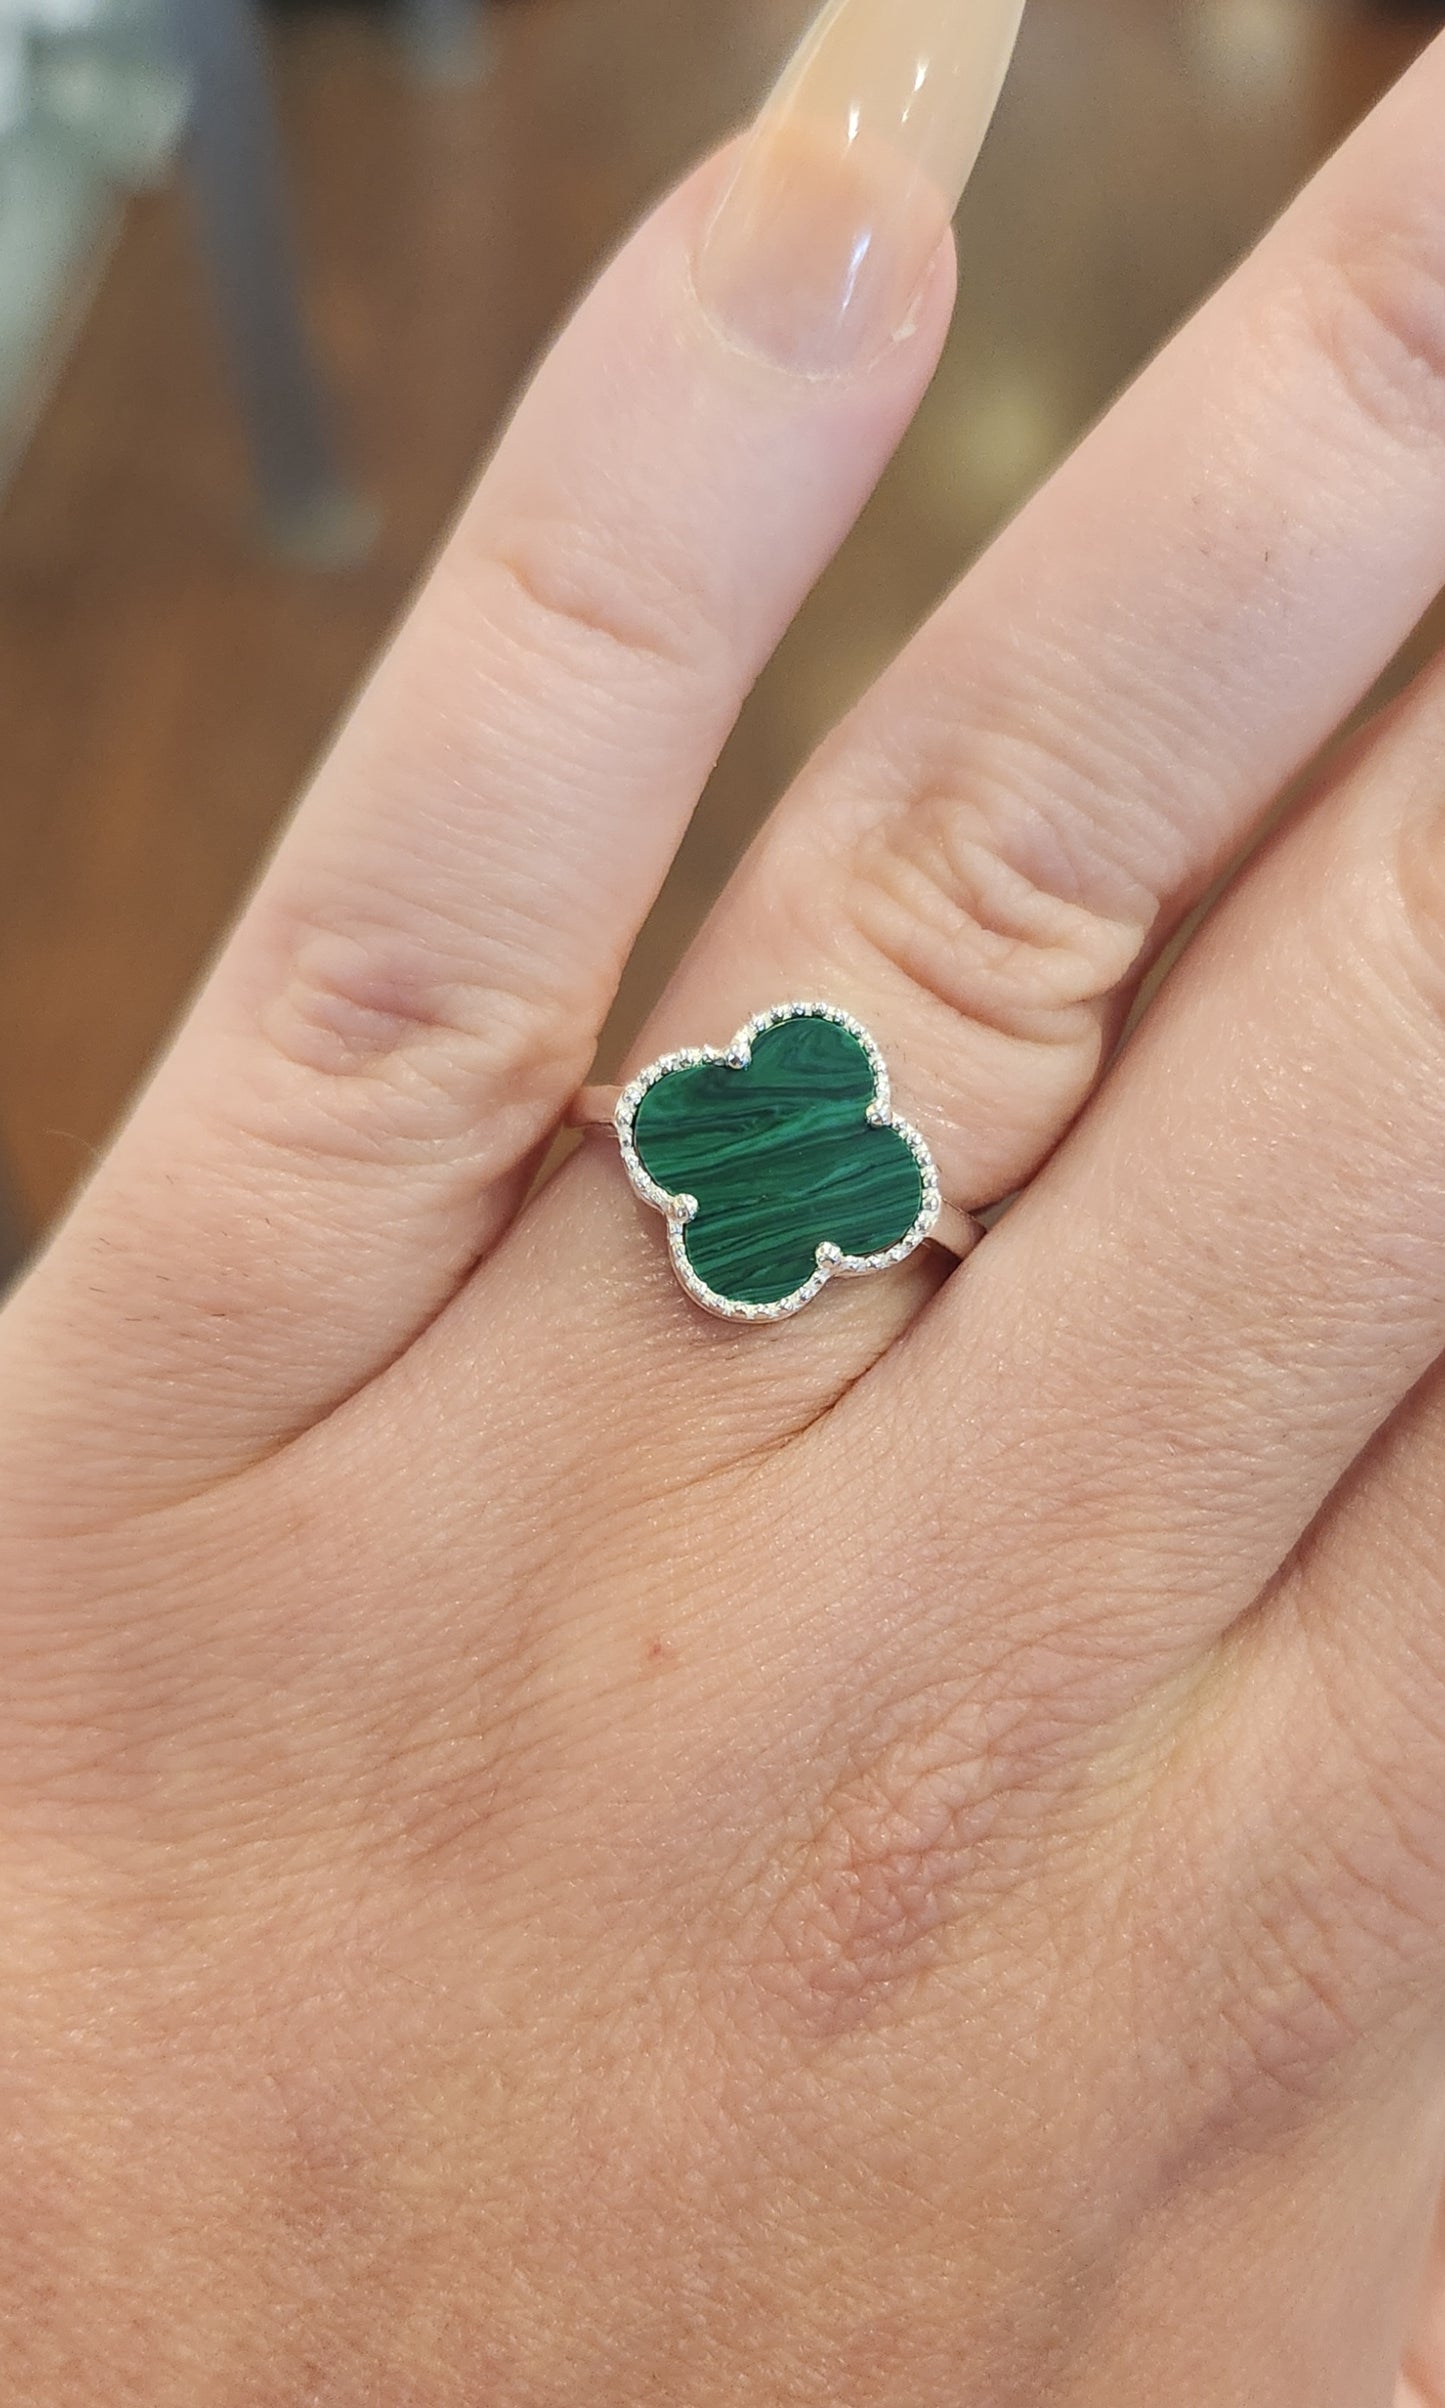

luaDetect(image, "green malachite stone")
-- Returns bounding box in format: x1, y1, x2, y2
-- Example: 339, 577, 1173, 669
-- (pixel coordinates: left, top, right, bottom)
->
631, 1013, 925, 1309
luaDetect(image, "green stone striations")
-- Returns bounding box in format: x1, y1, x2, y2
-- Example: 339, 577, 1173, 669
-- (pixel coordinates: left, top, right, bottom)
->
631, 1013, 925, 1309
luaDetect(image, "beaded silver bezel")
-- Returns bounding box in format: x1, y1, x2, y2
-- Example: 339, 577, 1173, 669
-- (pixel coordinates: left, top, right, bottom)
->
613, 1002, 942, 1325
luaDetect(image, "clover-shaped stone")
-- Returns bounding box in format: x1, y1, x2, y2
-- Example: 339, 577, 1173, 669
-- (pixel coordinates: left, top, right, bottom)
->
617, 1005, 938, 1321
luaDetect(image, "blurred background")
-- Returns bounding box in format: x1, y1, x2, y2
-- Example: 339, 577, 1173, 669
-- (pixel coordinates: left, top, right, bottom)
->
0, 0, 1441, 1259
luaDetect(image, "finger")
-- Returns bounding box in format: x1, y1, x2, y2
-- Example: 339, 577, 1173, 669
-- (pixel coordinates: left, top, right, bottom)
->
417, 21, 1445, 1492
861, 651, 1445, 1673
3, 0, 1029, 1495
1250, 1188, 1445, 1954
617, 25, 1445, 1245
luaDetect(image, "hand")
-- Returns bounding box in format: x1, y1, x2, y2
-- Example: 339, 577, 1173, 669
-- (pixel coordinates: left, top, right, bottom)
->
5, 2, 1445, 2399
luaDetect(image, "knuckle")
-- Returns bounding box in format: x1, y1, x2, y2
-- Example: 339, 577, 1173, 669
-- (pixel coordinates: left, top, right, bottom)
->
247, 905, 588, 1168
834, 777, 1149, 1048
749, 1750, 979, 2039
1294, 198, 1445, 448
480, 510, 716, 685
737, 1679, 1092, 2045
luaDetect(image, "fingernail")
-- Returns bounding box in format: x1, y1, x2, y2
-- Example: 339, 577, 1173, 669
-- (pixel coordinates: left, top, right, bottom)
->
694, 0, 1027, 377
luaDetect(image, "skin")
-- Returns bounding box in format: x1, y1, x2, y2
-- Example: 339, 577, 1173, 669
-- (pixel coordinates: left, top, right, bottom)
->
4, 16, 1445, 2403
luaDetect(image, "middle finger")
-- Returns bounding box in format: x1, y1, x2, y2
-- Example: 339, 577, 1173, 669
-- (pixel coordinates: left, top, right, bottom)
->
395, 26, 1445, 1508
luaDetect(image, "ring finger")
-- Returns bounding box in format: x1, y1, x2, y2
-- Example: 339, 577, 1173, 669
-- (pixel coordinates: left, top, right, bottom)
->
534, 22, 1445, 1380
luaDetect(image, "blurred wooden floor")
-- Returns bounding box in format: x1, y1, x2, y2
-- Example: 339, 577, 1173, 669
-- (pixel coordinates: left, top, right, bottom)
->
0, 0, 1438, 1229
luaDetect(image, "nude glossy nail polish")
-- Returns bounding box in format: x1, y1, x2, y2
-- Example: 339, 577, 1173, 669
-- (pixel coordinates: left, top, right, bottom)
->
694, 0, 1027, 375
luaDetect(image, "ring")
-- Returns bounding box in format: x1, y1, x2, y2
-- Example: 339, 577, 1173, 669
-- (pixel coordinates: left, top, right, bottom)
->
569, 1002, 980, 1324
